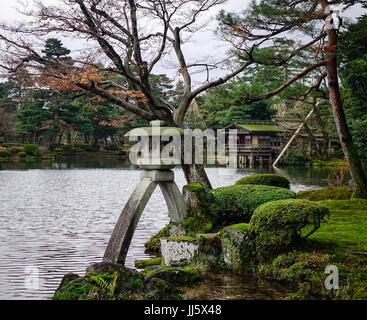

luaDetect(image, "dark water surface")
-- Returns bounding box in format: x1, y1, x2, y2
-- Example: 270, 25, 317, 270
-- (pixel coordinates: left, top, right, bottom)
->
0, 159, 339, 299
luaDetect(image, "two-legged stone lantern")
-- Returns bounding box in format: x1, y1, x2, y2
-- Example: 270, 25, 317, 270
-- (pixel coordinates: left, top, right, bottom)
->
103, 120, 188, 264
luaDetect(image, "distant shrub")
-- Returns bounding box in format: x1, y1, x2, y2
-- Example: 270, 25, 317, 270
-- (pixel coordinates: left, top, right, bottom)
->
279, 147, 308, 166
24, 144, 38, 155
0, 150, 12, 157
18, 152, 27, 158
296, 186, 353, 201
210, 185, 296, 226
235, 174, 290, 189
249, 199, 329, 258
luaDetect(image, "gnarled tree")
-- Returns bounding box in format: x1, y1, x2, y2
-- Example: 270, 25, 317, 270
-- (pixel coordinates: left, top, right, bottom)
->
1, 0, 364, 192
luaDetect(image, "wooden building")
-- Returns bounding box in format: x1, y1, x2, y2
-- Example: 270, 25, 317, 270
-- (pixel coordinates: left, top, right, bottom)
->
225, 120, 284, 166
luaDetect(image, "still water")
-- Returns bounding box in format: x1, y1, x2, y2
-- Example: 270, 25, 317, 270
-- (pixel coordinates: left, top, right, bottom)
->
0, 159, 340, 299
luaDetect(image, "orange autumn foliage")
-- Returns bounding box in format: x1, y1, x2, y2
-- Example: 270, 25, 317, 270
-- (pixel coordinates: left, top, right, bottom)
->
36, 65, 103, 91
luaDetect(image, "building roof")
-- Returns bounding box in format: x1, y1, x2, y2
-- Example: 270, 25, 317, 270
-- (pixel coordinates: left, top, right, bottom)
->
226, 120, 284, 133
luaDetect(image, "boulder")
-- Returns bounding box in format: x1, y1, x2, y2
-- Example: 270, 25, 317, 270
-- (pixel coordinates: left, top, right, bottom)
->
220, 224, 251, 271
160, 237, 199, 267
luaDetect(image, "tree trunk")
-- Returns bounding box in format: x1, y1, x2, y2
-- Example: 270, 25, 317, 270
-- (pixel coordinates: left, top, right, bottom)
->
273, 108, 315, 167
314, 104, 329, 160
179, 131, 213, 190
84, 133, 89, 144
323, 13, 367, 198
181, 163, 213, 190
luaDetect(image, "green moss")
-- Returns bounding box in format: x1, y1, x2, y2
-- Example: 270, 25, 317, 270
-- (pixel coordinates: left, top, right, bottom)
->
223, 223, 249, 232
236, 123, 283, 132
235, 174, 290, 189
210, 184, 296, 227
249, 199, 329, 258
144, 266, 203, 285
134, 257, 163, 268
256, 251, 367, 300
306, 199, 367, 255
53, 270, 119, 300
144, 224, 171, 252
234, 198, 367, 299
183, 183, 204, 192
296, 186, 353, 201
181, 216, 213, 236
165, 236, 196, 242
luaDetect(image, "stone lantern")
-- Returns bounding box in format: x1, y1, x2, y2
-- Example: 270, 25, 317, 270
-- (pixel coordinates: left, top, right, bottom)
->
103, 120, 188, 264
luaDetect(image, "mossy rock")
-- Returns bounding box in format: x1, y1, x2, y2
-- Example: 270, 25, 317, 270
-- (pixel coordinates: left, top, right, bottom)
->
249, 199, 329, 259
144, 266, 203, 285
210, 184, 296, 227
135, 257, 163, 269
219, 223, 254, 271
235, 174, 290, 189
219, 223, 249, 235
53, 262, 181, 300
144, 224, 171, 253
296, 186, 353, 201
165, 236, 196, 242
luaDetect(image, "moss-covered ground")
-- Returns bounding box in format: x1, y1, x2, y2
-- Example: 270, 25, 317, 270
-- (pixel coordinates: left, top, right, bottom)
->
306, 199, 367, 256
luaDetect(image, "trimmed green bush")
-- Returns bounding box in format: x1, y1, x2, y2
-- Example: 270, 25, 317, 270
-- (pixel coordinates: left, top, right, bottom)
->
18, 152, 27, 158
0, 150, 12, 157
235, 174, 290, 189
24, 144, 38, 155
249, 199, 329, 258
296, 186, 353, 201
210, 185, 296, 227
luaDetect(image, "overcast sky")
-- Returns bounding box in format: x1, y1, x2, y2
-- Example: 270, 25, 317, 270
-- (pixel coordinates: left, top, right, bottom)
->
0, 0, 365, 85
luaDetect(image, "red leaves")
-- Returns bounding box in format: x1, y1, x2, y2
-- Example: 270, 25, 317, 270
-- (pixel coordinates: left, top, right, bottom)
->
314, 45, 337, 54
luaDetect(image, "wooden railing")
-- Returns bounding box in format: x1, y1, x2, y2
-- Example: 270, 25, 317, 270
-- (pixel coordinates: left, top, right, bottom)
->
226, 144, 282, 152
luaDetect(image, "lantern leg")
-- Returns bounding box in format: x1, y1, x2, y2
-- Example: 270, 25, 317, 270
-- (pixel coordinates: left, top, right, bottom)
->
103, 178, 157, 264
159, 181, 188, 224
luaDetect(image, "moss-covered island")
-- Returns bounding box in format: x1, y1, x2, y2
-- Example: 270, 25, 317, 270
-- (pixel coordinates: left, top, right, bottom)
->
54, 174, 367, 300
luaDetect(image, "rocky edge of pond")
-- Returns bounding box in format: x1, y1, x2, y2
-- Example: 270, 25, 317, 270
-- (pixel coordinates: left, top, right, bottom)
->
53, 174, 367, 300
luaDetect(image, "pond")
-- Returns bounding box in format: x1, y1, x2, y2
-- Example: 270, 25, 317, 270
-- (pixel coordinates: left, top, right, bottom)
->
0, 159, 342, 299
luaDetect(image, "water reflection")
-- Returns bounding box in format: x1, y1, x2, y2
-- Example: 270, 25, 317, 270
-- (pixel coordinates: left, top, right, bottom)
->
0, 159, 338, 299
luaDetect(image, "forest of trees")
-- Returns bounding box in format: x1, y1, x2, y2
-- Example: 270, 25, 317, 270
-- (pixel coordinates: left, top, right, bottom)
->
0, 0, 366, 196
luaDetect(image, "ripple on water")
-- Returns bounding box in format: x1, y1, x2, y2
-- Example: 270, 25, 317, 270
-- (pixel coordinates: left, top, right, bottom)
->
0, 164, 328, 299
